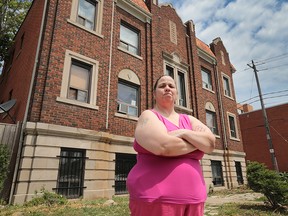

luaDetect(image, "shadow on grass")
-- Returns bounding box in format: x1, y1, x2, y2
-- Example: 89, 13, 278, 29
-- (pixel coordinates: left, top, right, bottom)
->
239, 203, 287, 215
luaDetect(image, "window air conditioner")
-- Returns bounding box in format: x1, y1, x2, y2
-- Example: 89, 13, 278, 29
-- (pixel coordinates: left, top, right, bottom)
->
118, 103, 128, 114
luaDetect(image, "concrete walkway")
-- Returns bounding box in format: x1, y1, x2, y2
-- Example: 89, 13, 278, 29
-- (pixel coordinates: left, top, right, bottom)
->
204, 192, 263, 215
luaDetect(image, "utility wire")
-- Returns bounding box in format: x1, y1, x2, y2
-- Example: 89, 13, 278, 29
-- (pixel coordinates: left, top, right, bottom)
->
238, 89, 288, 104
257, 62, 288, 71
254, 53, 288, 64
270, 126, 288, 144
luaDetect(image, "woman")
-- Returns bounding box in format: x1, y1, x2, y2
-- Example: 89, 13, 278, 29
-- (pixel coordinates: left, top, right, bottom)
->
127, 75, 216, 216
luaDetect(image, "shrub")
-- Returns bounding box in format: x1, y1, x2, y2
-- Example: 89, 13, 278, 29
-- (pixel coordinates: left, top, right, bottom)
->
0, 144, 10, 192
247, 161, 288, 209
24, 187, 68, 207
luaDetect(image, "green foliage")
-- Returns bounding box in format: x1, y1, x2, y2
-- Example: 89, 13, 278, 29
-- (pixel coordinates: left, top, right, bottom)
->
247, 161, 288, 209
0, 144, 10, 192
0, 0, 32, 67
24, 187, 68, 207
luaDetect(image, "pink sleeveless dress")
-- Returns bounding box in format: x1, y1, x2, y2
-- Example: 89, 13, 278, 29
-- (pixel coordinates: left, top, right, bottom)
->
127, 110, 207, 204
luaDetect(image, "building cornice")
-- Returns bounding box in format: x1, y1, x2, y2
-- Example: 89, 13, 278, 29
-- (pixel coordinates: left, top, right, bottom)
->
116, 0, 152, 23
197, 48, 217, 65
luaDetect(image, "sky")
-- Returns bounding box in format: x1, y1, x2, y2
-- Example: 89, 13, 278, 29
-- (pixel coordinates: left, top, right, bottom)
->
159, 0, 288, 110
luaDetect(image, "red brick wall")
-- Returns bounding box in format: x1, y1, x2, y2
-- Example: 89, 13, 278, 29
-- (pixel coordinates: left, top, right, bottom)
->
29, 0, 114, 131
0, 0, 244, 155
0, 0, 45, 123
239, 103, 288, 171
210, 40, 243, 152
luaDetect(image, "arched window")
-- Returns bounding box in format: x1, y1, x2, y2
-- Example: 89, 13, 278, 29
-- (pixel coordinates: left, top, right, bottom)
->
117, 69, 140, 117
205, 102, 218, 135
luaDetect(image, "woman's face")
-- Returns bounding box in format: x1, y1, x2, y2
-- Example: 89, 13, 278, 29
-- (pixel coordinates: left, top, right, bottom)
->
154, 76, 178, 104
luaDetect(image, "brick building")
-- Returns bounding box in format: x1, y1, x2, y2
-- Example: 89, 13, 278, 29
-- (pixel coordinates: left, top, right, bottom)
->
0, 0, 245, 204
239, 103, 288, 172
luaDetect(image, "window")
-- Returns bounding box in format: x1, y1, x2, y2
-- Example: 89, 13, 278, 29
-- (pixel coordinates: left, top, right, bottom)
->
68, 60, 91, 103
120, 23, 140, 55
211, 160, 224, 186
201, 68, 213, 90
69, 0, 103, 35
56, 148, 86, 198
223, 75, 232, 97
57, 50, 99, 110
77, 0, 97, 30
117, 81, 139, 117
206, 110, 218, 135
165, 64, 188, 107
115, 153, 136, 194
117, 69, 140, 118
228, 112, 239, 139
166, 65, 174, 78
235, 161, 244, 185
177, 72, 186, 107
205, 102, 218, 135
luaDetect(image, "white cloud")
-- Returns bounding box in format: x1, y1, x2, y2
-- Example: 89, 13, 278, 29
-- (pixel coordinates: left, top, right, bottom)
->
159, 0, 288, 109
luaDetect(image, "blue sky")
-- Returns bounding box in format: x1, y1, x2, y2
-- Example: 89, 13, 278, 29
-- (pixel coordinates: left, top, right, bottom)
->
159, 0, 288, 110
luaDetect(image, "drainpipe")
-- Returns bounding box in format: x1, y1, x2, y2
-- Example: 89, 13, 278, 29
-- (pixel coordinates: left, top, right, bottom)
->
9, 0, 49, 204
214, 63, 232, 189
145, 22, 149, 109
105, 0, 116, 129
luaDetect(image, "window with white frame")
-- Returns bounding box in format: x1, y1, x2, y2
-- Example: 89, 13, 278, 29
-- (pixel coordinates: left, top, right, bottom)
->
222, 74, 232, 97
206, 111, 218, 135
68, 60, 91, 103
227, 112, 239, 139
165, 64, 188, 107
77, 0, 97, 30
205, 102, 218, 135
201, 68, 213, 90
117, 81, 139, 117
69, 0, 103, 34
177, 72, 187, 106
57, 50, 99, 109
117, 69, 140, 117
120, 23, 140, 56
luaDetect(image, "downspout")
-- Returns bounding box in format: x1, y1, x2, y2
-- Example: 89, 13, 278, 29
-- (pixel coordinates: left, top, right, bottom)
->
214, 63, 232, 189
187, 22, 198, 118
185, 33, 193, 115
150, 14, 154, 108
9, 0, 49, 204
105, 0, 116, 129
145, 22, 149, 109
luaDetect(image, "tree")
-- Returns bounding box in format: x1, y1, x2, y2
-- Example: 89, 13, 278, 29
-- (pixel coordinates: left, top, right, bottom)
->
0, 0, 32, 69
247, 161, 288, 209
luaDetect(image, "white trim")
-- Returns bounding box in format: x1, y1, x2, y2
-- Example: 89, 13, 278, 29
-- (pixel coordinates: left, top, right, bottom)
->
59, 50, 99, 108
116, 0, 152, 23
227, 111, 239, 140
69, 0, 104, 35
197, 48, 216, 65
222, 72, 234, 99
117, 46, 143, 60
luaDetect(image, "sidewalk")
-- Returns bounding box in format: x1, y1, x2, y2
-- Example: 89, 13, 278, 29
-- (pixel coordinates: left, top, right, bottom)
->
204, 192, 263, 215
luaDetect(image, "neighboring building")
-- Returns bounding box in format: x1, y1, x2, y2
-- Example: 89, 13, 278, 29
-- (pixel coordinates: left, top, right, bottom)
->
239, 103, 288, 172
0, 0, 245, 204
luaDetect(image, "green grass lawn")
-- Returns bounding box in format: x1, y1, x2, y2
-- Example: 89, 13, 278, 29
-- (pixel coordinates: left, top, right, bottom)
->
0, 190, 287, 216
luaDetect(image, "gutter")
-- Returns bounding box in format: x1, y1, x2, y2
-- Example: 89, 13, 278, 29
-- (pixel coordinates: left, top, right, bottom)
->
214, 63, 232, 188
106, 0, 116, 129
